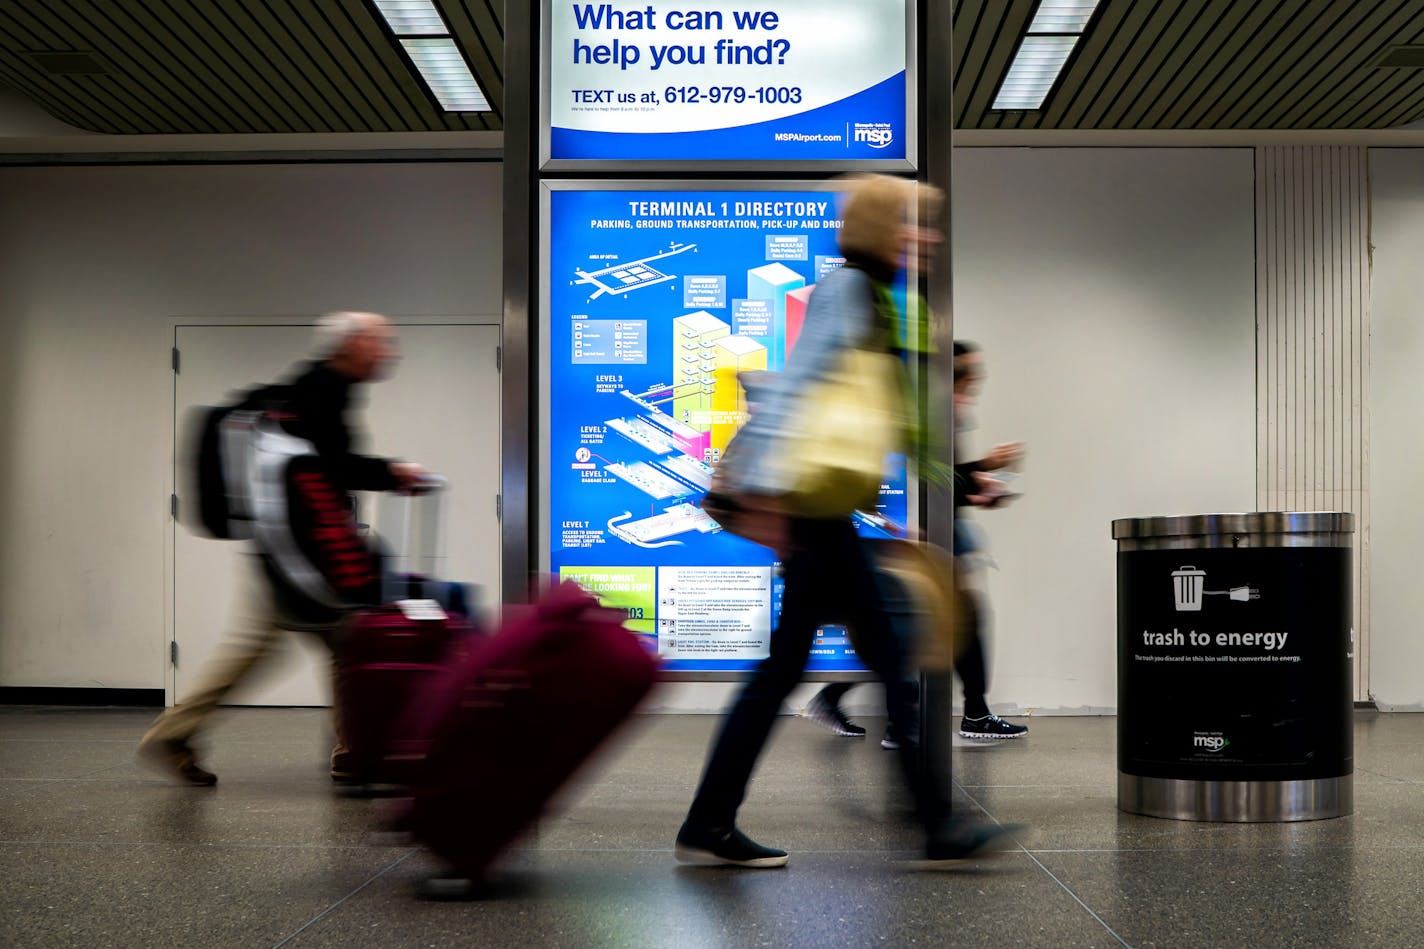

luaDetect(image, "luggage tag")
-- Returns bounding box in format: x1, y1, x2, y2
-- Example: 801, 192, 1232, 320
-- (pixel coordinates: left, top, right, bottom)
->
396, 598, 448, 622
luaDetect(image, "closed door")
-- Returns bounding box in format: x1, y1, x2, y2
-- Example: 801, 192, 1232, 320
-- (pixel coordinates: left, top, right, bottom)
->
172, 322, 501, 706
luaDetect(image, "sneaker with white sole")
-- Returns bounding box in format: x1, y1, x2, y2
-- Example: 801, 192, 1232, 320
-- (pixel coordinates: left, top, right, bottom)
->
805, 692, 866, 738
674, 824, 790, 868
959, 714, 1028, 739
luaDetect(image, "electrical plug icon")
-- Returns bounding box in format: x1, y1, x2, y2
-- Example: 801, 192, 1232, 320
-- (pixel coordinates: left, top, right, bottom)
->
1203, 585, 1260, 602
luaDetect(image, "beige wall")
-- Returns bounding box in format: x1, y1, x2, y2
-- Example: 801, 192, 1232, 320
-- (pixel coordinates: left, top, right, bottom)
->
0, 162, 501, 689
953, 147, 1258, 713
0, 148, 1310, 717
1366, 148, 1424, 711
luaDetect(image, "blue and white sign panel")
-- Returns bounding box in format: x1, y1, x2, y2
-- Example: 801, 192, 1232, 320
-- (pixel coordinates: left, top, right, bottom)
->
547, 1, 910, 162
545, 183, 910, 672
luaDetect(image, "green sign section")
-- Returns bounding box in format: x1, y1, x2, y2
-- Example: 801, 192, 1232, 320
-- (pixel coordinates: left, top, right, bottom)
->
558, 565, 657, 636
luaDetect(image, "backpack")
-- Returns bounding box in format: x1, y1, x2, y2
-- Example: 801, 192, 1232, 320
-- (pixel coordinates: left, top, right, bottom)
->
189, 384, 292, 540
188, 383, 380, 621
246, 412, 380, 622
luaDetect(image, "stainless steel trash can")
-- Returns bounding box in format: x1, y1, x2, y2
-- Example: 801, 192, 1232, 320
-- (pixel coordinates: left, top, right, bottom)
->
1111, 513, 1354, 822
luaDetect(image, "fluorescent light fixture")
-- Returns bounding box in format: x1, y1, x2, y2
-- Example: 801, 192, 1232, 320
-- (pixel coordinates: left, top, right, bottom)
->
400, 38, 491, 111
991, 0, 1099, 110
992, 36, 1077, 109
1028, 0, 1099, 34
369, 1, 492, 112
371, 0, 446, 35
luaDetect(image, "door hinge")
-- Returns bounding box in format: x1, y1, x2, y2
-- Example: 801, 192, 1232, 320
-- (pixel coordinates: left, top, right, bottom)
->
172, 346, 180, 373
495, 345, 503, 372
170, 494, 179, 519
496, 493, 503, 520
170, 641, 178, 666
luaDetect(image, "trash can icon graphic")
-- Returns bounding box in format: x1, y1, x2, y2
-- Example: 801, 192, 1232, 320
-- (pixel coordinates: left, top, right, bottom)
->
1172, 566, 1206, 611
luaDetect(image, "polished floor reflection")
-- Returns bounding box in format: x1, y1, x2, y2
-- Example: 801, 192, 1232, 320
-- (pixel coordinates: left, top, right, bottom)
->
2, 707, 1421, 947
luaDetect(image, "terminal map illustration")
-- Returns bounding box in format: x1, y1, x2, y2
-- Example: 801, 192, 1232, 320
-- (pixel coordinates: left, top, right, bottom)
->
548, 188, 908, 671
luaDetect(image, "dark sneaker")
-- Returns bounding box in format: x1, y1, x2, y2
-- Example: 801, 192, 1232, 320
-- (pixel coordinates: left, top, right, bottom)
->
959, 714, 1029, 740
881, 722, 919, 750
138, 736, 218, 786
675, 824, 790, 868
912, 821, 1023, 866
805, 692, 867, 737
417, 874, 488, 901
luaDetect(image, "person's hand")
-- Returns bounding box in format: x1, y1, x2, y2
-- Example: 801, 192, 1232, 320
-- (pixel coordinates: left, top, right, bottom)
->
965, 470, 1012, 507
389, 462, 431, 493
982, 442, 1026, 471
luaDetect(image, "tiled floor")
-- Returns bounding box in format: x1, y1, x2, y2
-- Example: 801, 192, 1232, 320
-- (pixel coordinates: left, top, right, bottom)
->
2, 706, 1421, 948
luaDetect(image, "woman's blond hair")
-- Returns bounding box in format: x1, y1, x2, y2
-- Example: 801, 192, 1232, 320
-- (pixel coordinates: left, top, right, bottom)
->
836, 174, 944, 266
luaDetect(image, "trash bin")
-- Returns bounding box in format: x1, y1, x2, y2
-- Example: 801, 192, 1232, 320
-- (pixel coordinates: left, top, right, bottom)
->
1111, 513, 1354, 822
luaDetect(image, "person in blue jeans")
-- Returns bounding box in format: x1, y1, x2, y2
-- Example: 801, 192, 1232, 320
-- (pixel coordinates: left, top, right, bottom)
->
809, 341, 1029, 744
674, 176, 1015, 868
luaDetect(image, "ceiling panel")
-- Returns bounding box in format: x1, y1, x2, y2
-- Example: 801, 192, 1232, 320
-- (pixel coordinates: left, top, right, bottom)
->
956, 0, 1037, 128
955, 0, 1424, 129
0, 0, 503, 133
2, 1, 1423, 136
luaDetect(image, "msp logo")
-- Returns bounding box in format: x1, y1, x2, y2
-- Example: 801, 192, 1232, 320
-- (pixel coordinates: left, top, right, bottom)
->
1193, 733, 1230, 753
852, 122, 894, 149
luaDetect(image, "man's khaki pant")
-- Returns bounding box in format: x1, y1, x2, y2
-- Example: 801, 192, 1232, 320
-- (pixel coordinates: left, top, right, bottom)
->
143, 555, 348, 768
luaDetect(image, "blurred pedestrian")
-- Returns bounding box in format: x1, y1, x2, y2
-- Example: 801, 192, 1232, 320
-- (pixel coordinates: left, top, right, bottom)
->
809, 341, 1029, 745
950, 341, 1029, 739
676, 175, 1014, 867
139, 312, 427, 786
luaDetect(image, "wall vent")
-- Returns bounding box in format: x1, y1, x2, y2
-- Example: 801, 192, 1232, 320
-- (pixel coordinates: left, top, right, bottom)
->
1374, 45, 1424, 68
25, 51, 108, 76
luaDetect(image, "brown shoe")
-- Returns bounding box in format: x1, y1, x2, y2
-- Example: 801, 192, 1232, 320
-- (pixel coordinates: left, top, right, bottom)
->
330, 746, 359, 786
138, 736, 218, 786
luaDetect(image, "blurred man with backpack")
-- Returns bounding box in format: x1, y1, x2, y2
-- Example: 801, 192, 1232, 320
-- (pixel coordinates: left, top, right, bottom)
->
138, 312, 426, 786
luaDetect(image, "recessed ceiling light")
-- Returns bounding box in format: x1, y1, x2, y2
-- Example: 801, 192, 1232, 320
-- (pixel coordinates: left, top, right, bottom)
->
371, 0, 447, 35
369, 1, 491, 112
991, 0, 1100, 110
992, 36, 1078, 110
1028, 0, 1100, 34
400, 38, 491, 111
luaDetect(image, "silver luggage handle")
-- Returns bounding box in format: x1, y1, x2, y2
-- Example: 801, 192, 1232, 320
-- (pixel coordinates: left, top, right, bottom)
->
381, 473, 448, 603
407, 472, 448, 495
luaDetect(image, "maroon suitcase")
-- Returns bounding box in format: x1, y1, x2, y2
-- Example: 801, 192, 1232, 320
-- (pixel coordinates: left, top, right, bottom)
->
334, 477, 481, 788
336, 605, 475, 787
394, 582, 659, 880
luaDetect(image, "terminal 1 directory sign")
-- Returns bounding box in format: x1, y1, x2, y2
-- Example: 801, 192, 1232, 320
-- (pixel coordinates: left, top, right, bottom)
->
545, 183, 909, 672
544, 0, 912, 164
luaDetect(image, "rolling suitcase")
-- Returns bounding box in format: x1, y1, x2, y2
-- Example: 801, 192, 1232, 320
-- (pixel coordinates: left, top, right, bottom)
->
394, 581, 659, 882
337, 604, 476, 788
335, 477, 480, 789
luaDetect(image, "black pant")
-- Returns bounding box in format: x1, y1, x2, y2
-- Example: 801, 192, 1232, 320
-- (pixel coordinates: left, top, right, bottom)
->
955, 585, 990, 719
685, 517, 946, 834
819, 557, 990, 720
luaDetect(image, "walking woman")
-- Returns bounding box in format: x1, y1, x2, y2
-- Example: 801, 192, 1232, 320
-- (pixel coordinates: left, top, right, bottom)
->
675, 175, 1014, 867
